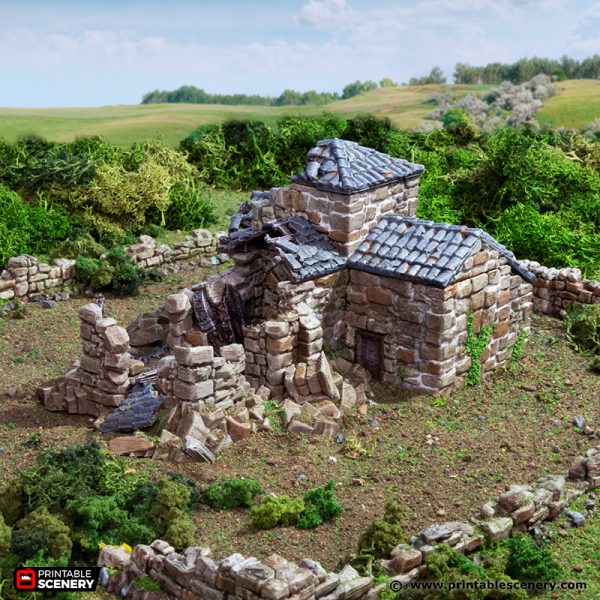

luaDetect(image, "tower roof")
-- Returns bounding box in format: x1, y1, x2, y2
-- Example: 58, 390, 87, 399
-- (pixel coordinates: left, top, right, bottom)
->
291, 138, 424, 194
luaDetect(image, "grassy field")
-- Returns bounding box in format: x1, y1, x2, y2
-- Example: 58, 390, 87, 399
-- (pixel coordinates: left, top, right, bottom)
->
537, 79, 600, 129
1, 81, 598, 149
0, 84, 491, 148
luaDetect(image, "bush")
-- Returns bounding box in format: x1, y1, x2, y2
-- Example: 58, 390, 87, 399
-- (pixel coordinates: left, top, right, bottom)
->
0, 514, 11, 555
565, 304, 600, 355
250, 495, 305, 529
354, 501, 406, 573
111, 261, 144, 296
14, 507, 72, 560
506, 533, 563, 582
0, 184, 73, 265
297, 481, 343, 529
163, 183, 216, 230
202, 477, 262, 510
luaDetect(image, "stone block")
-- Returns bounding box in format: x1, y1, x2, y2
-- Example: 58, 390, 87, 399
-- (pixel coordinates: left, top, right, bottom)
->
103, 326, 130, 354
175, 345, 214, 367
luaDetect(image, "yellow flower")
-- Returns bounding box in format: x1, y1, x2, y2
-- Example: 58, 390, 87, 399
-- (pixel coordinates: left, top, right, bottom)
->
121, 543, 132, 554
124, 468, 136, 476
98, 542, 105, 549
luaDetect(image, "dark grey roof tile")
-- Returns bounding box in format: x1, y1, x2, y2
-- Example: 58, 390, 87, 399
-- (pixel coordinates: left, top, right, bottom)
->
347, 215, 536, 287
293, 138, 424, 194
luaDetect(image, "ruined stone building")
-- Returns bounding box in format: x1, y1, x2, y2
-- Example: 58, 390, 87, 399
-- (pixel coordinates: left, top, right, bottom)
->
215, 138, 535, 396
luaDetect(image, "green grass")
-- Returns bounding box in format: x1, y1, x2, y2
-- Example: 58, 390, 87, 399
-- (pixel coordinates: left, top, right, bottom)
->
0, 80, 597, 148
0, 83, 491, 148
537, 79, 600, 129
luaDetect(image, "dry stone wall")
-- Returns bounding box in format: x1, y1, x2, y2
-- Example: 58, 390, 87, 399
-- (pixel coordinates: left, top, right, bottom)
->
101, 541, 378, 600
0, 230, 219, 303
38, 303, 145, 417
251, 178, 419, 255
520, 260, 600, 317
0, 254, 75, 301
155, 342, 271, 460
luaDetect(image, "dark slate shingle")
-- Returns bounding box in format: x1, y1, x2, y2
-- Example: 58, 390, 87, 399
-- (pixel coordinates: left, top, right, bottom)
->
292, 138, 424, 194
347, 215, 536, 288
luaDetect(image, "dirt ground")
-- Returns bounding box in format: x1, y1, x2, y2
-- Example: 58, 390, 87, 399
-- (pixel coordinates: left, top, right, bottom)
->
1, 267, 599, 572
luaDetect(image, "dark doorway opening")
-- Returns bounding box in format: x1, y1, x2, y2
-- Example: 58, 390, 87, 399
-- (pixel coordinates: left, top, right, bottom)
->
355, 330, 384, 380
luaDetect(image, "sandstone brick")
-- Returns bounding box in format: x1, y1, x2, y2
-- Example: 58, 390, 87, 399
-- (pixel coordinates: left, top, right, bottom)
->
366, 287, 393, 305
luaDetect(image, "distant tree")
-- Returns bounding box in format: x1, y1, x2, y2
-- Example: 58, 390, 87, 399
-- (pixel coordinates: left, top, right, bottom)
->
341, 80, 378, 99
379, 77, 397, 87
409, 67, 447, 85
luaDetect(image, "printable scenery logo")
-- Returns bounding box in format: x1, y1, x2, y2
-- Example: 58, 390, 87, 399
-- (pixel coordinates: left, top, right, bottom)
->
14, 568, 101, 592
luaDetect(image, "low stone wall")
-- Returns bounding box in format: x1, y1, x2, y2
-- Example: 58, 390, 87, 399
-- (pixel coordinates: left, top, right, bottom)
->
378, 443, 600, 586
0, 254, 76, 301
101, 542, 378, 600
520, 261, 600, 317
38, 303, 145, 417
0, 229, 220, 302
99, 443, 600, 598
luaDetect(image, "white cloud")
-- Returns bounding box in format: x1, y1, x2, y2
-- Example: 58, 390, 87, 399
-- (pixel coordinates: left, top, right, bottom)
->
296, 0, 356, 28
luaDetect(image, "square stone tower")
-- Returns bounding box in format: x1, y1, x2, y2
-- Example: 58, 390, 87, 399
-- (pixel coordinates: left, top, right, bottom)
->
279, 138, 424, 254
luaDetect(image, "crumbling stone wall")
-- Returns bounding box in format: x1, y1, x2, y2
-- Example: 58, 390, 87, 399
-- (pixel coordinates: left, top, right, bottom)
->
38, 303, 144, 416
156, 343, 269, 457
0, 229, 219, 303
520, 261, 600, 318
250, 178, 419, 255
103, 542, 378, 600
99, 441, 600, 598
0, 255, 75, 301
344, 247, 533, 395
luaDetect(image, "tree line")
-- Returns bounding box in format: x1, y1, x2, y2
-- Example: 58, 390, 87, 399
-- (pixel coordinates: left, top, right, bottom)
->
454, 55, 600, 84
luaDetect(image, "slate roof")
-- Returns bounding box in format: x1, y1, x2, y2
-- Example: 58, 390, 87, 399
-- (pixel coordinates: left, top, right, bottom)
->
291, 138, 424, 194
223, 215, 346, 282
347, 216, 536, 288
267, 216, 347, 282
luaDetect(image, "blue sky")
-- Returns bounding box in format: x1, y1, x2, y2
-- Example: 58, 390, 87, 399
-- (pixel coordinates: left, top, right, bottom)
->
1, 0, 599, 107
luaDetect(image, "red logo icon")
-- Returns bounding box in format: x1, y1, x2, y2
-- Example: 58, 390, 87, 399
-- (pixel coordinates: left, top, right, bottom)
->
15, 568, 36, 590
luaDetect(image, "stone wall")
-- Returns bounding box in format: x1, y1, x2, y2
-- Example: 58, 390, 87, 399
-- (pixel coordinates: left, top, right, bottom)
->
156, 342, 270, 459
38, 303, 144, 417
520, 261, 600, 318
0, 254, 76, 301
0, 229, 219, 303
102, 542, 378, 600
250, 178, 419, 255
344, 245, 533, 395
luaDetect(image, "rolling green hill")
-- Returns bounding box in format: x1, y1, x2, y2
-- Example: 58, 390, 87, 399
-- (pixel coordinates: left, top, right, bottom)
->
0, 80, 598, 148
537, 79, 600, 128
0, 84, 490, 148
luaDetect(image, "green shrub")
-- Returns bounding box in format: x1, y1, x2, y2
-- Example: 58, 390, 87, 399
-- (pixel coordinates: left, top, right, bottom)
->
297, 481, 343, 529
134, 576, 162, 592
354, 501, 406, 574
14, 507, 72, 560
0, 184, 73, 265
74, 255, 101, 287
250, 495, 305, 529
202, 477, 262, 510
0, 514, 11, 555
66, 495, 153, 553
565, 304, 600, 355
99, 456, 149, 498
506, 533, 563, 582
111, 261, 144, 296
53, 234, 106, 259
166, 473, 202, 511
163, 183, 216, 230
